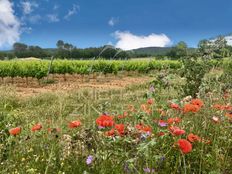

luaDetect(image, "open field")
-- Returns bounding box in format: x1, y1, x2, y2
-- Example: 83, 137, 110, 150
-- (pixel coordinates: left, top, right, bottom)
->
0, 59, 232, 173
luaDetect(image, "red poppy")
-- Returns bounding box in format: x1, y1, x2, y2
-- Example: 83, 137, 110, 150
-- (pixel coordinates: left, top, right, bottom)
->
191, 99, 204, 108
31, 123, 42, 132
177, 139, 192, 154
105, 128, 115, 137
9, 127, 21, 136
135, 124, 152, 133
170, 103, 181, 110
96, 115, 114, 127
169, 126, 185, 136
147, 98, 154, 105
158, 132, 165, 136
115, 124, 125, 136
212, 104, 223, 110
187, 133, 201, 143
117, 112, 128, 119
225, 112, 232, 119
68, 120, 81, 128
167, 117, 181, 124
183, 103, 200, 113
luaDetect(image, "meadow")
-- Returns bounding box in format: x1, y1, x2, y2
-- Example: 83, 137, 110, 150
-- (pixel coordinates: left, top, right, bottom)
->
0, 58, 231, 174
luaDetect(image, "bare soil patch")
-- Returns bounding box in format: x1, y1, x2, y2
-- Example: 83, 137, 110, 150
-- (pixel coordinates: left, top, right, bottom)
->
3, 74, 152, 97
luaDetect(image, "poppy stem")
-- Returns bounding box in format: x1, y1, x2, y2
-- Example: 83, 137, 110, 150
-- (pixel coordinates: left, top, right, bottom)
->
182, 154, 187, 174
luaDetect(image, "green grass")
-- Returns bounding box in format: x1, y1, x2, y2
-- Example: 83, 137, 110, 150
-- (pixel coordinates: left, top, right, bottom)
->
0, 70, 231, 174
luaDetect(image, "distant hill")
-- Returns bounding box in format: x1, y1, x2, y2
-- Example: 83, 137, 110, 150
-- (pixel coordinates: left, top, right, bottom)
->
129, 47, 197, 56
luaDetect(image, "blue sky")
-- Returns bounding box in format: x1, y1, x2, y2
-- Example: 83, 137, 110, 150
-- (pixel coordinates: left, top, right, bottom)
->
0, 0, 232, 50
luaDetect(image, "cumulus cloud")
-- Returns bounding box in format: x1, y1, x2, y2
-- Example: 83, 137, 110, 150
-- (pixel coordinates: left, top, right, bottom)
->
114, 31, 171, 50
64, 4, 80, 20
108, 17, 118, 27
225, 36, 232, 45
20, 1, 38, 15
0, 0, 21, 48
47, 14, 59, 23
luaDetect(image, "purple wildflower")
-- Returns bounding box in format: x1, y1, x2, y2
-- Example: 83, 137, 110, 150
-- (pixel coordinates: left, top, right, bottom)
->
86, 155, 94, 165
149, 85, 155, 92
143, 168, 155, 173
158, 122, 167, 127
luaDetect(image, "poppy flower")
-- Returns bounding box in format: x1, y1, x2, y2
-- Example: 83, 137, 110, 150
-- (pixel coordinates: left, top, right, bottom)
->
118, 112, 128, 119
183, 103, 200, 113
170, 103, 181, 110
96, 115, 114, 127
167, 117, 181, 124
9, 127, 21, 136
225, 112, 232, 119
68, 120, 81, 128
115, 124, 125, 136
169, 126, 185, 136
191, 99, 204, 108
136, 124, 152, 133
187, 133, 201, 143
147, 98, 154, 105
105, 128, 115, 137
31, 123, 42, 132
158, 132, 165, 136
177, 139, 192, 154
212, 104, 223, 110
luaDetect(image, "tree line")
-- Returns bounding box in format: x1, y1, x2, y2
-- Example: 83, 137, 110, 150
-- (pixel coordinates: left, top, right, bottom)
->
0, 40, 128, 60
0, 36, 232, 60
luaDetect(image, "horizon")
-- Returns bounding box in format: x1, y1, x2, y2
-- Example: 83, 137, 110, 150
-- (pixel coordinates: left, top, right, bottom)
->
1, 0, 232, 51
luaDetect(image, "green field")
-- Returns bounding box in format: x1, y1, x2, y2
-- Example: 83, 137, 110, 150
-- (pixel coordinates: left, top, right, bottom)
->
0, 58, 232, 173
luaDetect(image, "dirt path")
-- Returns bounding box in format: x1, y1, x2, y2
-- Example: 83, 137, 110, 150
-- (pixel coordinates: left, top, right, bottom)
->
12, 75, 153, 97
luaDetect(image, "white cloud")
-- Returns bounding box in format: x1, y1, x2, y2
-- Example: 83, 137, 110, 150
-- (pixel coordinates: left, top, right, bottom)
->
20, 1, 38, 15
28, 14, 41, 24
225, 36, 232, 45
114, 31, 171, 50
47, 14, 59, 23
108, 17, 118, 27
64, 4, 80, 20
0, 0, 21, 48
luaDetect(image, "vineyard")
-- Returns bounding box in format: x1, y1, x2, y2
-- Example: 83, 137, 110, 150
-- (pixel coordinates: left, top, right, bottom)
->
0, 59, 183, 80
0, 58, 226, 83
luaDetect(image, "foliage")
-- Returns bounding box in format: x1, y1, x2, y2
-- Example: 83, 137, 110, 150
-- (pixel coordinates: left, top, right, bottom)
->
180, 57, 211, 98
0, 59, 182, 81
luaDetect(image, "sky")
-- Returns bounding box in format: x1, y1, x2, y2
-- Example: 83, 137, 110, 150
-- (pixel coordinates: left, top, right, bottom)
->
0, 0, 232, 50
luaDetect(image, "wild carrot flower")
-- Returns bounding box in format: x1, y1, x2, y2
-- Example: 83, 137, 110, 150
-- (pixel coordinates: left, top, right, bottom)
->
177, 139, 192, 154
9, 127, 21, 136
212, 116, 220, 123
31, 123, 42, 132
